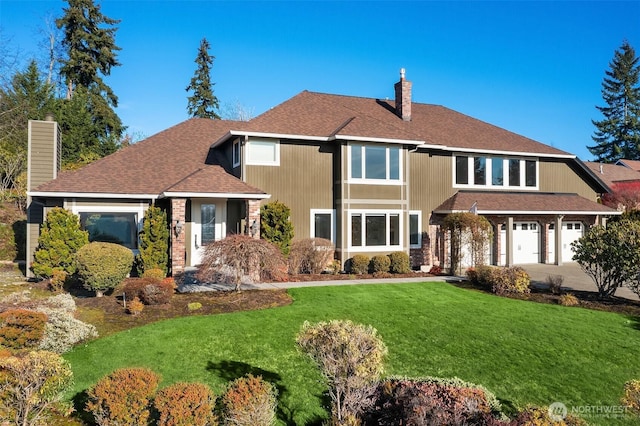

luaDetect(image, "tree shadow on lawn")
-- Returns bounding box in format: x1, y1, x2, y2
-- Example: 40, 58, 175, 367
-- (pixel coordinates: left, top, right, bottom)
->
628, 315, 640, 331
207, 359, 327, 426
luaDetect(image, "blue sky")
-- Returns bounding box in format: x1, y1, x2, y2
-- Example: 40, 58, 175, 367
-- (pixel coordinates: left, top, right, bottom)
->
1, 1, 639, 160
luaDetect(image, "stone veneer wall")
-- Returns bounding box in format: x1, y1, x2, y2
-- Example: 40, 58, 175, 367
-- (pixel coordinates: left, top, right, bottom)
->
170, 198, 186, 274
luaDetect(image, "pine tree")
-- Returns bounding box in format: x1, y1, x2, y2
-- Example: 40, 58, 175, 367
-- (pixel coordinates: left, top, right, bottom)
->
56, 0, 124, 163
588, 41, 640, 162
186, 38, 220, 119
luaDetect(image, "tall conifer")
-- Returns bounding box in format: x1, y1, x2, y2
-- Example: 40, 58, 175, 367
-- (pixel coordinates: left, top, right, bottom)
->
186, 38, 220, 119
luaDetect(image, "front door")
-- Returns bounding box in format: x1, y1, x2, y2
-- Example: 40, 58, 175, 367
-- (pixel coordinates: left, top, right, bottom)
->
190, 199, 226, 266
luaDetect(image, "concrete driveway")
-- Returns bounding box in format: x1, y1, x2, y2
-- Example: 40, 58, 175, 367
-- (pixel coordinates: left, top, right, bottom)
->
522, 263, 639, 301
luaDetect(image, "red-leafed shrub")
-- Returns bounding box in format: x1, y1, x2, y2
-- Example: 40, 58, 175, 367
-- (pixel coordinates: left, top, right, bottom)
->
222, 374, 277, 426
140, 279, 174, 305
154, 382, 217, 426
85, 367, 160, 426
0, 308, 47, 349
365, 377, 503, 425
429, 264, 443, 275
121, 277, 173, 305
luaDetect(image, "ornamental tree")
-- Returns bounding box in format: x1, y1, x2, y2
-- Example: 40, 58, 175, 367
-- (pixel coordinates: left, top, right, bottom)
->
296, 320, 387, 426
260, 201, 294, 256
571, 219, 640, 298
136, 205, 169, 276
32, 207, 88, 278
443, 212, 493, 275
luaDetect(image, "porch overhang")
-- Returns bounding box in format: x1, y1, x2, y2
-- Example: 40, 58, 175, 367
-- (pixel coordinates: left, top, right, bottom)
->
160, 191, 271, 199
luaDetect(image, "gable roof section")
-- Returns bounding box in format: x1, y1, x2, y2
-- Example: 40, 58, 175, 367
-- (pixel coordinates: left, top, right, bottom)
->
584, 161, 640, 187
616, 159, 640, 171
30, 118, 266, 198
217, 91, 574, 157
434, 190, 620, 215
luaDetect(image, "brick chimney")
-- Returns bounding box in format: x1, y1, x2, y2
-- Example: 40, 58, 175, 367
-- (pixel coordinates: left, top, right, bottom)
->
394, 68, 412, 121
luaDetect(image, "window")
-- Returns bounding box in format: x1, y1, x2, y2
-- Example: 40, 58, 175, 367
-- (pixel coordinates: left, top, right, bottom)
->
508, 159, 520, 186
350, 144, 401, 183
79, 212, 138, 249
455, 156, 468, 184
522, 223, 528, 231
491, 158, 503, 186
350, 211, 402, 249
525, 160, 536, 187
232, 140, 240, 168
201, 204, 216, 245
311, 209, 335, 242
409, 211, 421, 248
454, 155, 538, 189
246, 139, 279, 166
474, 157, 486, 185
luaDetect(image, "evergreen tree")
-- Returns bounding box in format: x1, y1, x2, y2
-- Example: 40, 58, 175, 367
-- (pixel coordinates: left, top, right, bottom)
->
0, 60, 56, 191
260, 201, 294, 256
56, 0, 124, 163
186, 38, 220, 119
589, 41, 640, 162
136, 205, 169, 276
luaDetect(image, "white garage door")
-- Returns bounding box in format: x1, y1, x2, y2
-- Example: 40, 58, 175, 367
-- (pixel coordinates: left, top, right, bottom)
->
548, 222, 584, 263
500, 222, 541, 264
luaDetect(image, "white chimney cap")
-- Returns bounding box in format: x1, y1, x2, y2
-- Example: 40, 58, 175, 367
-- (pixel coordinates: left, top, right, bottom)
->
400, 68, 406, 79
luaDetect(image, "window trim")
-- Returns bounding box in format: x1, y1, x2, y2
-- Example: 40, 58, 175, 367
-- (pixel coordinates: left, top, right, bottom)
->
453, 155, 539, 190
310, 209, 336, 243
245, 138, 280, 166
70, 204, 145, 252
232, 139, 240, 168
409, 210, 422, 249
347, 209, 403, 251
348, 144, 403, 185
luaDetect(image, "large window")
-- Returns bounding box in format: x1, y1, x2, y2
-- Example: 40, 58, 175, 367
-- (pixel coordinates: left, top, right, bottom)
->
79, 212, 138, 249
454, 155, 538, 189
350, 211, 402, 249
350, 144, 401, 183
311, 209, 335, 242
246, 138, 279, 166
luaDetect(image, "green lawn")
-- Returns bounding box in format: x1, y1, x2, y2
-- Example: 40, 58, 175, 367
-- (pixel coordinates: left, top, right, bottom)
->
65, 282, 640, 425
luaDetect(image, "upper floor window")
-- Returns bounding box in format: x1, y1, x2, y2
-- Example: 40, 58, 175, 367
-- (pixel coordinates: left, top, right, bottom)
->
246, 138, 280, 166
232, 140, 240, 168
349, 144, 401, 183
454, 155, 538, 189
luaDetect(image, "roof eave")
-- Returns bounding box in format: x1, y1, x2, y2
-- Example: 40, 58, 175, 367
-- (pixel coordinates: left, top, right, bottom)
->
434, 209, 622, 215
161, 191, 271, 199
28, 191, 159, 200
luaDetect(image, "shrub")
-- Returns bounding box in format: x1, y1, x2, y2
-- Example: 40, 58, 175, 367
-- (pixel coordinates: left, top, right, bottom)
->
136, 205, 169, 276
85, 367, 160, 426
48, 269, 68, 292
75, 242, 134, 297
121, 277, 153, 301
546, 274, 564, 295
559, 294, 580, 307
491, 266, 530, 296
140, 279, 174, 305
289, 238, 335, 274
349, 254, 370, 274
142, 267, 166, 281
196, 235, 286, 292
31, 207, 89, 278
370, 255, 391, 274
514, 405, 588, 425
187, 302, 202, 312
222, 374, 277, 426
0, 350, 73, 426
365, 376, 503, 425
127, 297, 144, 316
0, 308, 47, 349
260, 201, 294, 256
388, 251, 411, 274
37, 307, 98, 353
37, 293, 76, 313
622, 379, 640, 415
429, 265, 442, 275
154, 382, 217, 426
296, 320, 387, 425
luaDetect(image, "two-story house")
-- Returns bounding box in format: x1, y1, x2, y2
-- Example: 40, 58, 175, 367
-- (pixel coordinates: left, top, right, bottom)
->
26, 71, 618, 277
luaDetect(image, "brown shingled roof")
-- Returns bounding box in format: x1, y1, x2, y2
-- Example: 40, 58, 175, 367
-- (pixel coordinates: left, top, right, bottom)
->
584, 162, 640, 187
33, 118, 265, 197
434, 191, 619, 214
